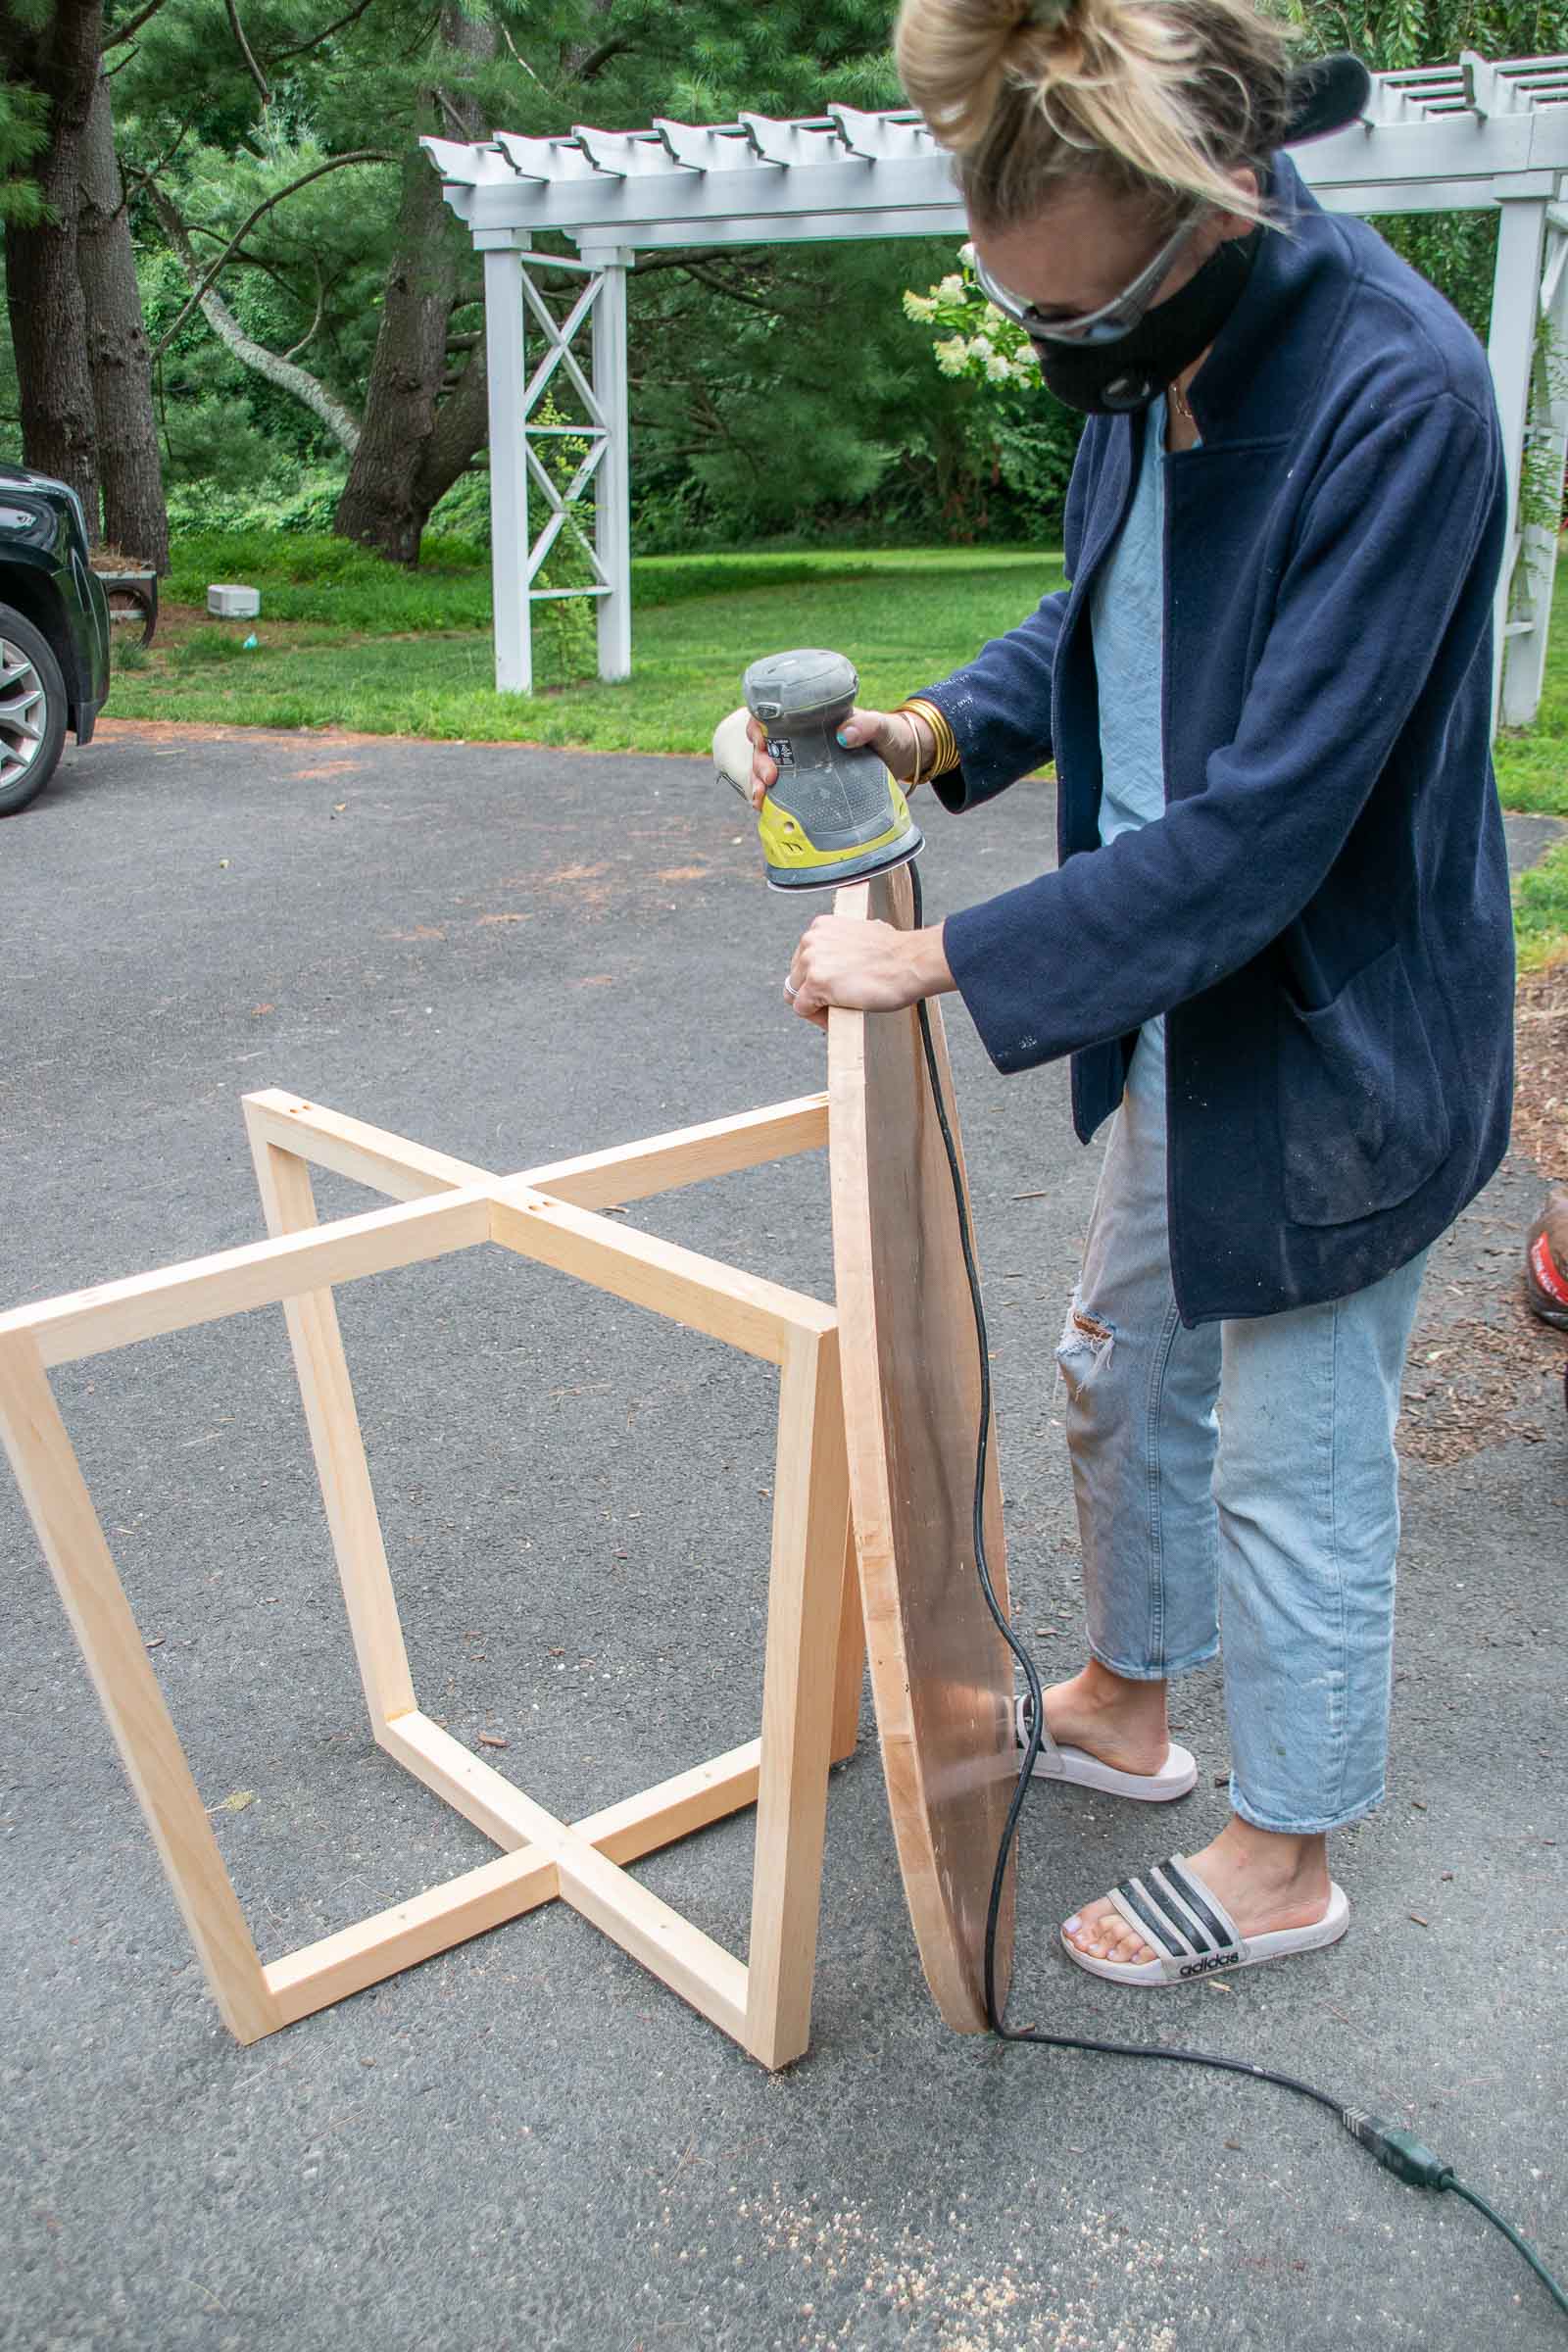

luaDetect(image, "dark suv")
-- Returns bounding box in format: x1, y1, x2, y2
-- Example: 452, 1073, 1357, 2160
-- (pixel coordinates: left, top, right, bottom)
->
0, 464, 111, 815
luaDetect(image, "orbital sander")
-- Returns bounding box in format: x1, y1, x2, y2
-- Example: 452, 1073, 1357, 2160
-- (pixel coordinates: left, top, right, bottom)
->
712, 648, 923, 892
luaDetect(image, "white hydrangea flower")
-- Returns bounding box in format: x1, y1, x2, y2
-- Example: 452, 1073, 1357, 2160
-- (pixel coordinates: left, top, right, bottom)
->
937, 273, 964, 301
933, 336, 968, 376
969, 334, 993, 360
958, 240, 976, 266
902, 292, 937, 321
985, 354, 1011, 382
1011, 352, 1040, 380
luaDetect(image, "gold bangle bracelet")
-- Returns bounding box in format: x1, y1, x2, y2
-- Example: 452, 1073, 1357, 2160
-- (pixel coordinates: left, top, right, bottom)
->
896, 698, 960, 779
906, 710, 925, 794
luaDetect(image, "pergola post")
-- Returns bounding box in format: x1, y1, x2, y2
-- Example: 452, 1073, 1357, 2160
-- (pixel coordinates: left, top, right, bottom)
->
480, 234, 532, 697
1499, 215, 1568, 728
1488, 193, 1548, 734
592, 251, 632, 683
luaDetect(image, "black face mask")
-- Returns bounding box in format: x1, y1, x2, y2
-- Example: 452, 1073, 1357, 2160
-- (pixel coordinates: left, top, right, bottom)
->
1031, 226, 1261, 416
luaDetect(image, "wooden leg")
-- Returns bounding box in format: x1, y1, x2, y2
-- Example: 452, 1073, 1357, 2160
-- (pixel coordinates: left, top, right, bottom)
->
743, 1325, 852, 2069
0, 1334, 279, 2044
244, 1125, 416, 1733
830, 1507, 865, 1765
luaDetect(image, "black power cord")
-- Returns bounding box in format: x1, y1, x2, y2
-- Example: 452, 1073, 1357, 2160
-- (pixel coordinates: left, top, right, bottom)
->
903, 861, 1567, 2328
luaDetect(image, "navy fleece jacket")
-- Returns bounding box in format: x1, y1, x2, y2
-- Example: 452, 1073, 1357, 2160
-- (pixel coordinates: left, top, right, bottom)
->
918, 156, 1514, 1325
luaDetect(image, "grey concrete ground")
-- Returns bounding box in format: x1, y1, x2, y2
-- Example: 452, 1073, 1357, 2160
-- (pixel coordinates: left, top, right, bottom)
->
2, 719, 1563, 2352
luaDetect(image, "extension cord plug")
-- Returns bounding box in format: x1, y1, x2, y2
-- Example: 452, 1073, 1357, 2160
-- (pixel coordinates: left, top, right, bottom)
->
1342, 2109, 1454, 2190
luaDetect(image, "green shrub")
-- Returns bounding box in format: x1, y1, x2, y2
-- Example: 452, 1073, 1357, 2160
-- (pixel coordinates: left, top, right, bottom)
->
165, 466, 351, 538
426, 469, 492, 546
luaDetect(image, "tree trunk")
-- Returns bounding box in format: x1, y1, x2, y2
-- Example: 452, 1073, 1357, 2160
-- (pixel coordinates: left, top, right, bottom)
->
1, 0, 104, 529
76, 66, 168, 569
332, 7, 493, 564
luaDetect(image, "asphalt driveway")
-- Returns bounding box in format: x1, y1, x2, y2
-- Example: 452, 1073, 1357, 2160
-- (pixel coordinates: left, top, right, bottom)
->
2, 720, 1563, 2351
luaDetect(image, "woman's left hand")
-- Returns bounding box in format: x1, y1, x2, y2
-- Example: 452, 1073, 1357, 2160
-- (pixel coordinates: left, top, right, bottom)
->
784, 914, 955, 1029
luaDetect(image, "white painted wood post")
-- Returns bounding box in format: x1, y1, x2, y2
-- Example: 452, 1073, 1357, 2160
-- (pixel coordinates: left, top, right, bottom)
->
480, 234, 531, 696
593, 251, 632, 682
1500, 222, 1568, 729
1487, 193, 1548, 737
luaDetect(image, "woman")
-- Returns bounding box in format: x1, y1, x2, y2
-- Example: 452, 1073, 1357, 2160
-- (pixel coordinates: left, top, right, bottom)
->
755, 0, 1513, 1985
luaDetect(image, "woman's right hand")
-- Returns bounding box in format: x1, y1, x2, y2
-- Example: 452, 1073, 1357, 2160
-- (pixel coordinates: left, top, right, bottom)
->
745, 706, 934, 811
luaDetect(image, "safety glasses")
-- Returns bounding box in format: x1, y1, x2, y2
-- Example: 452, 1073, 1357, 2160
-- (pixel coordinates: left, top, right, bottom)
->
971, 212, 1201, 346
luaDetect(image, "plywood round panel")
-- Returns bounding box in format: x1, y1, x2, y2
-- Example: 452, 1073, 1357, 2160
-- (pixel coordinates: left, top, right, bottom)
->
827, 864, 1015, 2033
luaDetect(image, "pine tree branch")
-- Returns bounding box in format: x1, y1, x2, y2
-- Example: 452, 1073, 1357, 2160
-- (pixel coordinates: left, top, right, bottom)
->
281, 261, 326, 362
104, 0, 174, 51
188, 238, 319, 313
270, 0, 379, 64
399, 8, 444, 63
432, 85, 473, 138
148, 150, 395, 361
148, 184, 362, 453
122, 124, 192, 200
678, 262, 779, 315
225, 0, 271, 103
497, 23, 543, 85
578, 33, 632, 81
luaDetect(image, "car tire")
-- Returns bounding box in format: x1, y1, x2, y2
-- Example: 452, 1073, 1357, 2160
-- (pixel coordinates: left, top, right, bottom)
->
0, 603, 69, 816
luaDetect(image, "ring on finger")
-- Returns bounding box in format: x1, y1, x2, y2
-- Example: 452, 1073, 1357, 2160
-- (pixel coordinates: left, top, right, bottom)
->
783, 975, 799, 1001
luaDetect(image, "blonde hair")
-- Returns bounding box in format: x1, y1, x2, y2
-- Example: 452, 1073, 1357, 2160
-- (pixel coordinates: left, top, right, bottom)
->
895, 0, 1295, 228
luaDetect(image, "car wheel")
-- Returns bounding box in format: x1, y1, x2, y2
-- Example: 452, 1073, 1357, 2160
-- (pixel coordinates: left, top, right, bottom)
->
0, 604, 69, 816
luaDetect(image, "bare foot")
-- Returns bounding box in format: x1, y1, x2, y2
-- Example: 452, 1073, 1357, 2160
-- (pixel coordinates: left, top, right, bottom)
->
1064, 1818, 1333, 1967
1035, 1658, 1173, 1779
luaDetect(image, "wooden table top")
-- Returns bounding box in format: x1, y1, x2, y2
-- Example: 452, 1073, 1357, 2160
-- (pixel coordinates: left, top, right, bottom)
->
828, 863, 1016, 2033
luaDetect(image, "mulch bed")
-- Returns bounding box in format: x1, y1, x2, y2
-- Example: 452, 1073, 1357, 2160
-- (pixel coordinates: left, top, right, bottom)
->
1513, 961, 1568, 1181
1399, 961, 1566, 1465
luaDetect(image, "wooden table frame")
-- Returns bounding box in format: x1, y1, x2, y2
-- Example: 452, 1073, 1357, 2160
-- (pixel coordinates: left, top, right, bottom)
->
0, 1087, 865, 2068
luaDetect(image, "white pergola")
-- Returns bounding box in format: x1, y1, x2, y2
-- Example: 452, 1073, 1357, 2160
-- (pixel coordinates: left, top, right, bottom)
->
425, 54, 1568, 731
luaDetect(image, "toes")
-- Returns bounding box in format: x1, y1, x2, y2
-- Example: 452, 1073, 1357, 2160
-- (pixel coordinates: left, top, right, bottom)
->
1104, 1919, 1139, 1962
1064, 1898, 1108, 1954
1064, 1895, 1155, 1966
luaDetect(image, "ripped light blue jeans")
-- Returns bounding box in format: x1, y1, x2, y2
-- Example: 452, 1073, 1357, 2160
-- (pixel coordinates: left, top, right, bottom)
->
1058, 1015, 1428, 1836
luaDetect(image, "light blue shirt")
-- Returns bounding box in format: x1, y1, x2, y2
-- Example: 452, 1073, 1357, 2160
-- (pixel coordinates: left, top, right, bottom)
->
1093, 395, 1167, 844
1091, 397, 1169, 1083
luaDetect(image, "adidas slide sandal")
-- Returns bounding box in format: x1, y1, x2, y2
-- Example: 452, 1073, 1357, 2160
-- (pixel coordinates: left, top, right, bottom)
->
1015, 1695, 1198, 1802
1060, 1852, 1350, 1986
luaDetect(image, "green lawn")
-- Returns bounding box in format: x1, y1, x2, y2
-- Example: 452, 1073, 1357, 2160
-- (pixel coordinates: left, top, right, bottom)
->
1495, 600, 1568, 821
109, 529, 1567, 965
1494, 587, 1567, 971
114, 540, 1063, 751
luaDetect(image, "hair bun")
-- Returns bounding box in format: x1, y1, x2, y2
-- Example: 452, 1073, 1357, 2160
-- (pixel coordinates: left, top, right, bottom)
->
898, 0, 1294, 224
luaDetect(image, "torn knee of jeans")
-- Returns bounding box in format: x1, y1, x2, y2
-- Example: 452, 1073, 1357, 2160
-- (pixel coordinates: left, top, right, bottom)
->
1055, 1300, 1116, 1395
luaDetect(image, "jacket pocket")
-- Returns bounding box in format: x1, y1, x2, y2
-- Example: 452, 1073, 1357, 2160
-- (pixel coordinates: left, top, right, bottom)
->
1277, 943, 1450, 1228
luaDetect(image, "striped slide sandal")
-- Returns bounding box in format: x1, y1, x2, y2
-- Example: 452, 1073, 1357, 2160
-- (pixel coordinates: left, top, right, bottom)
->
1014, 1694, 1198, 1802
1060, 1852, 1350, 1986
